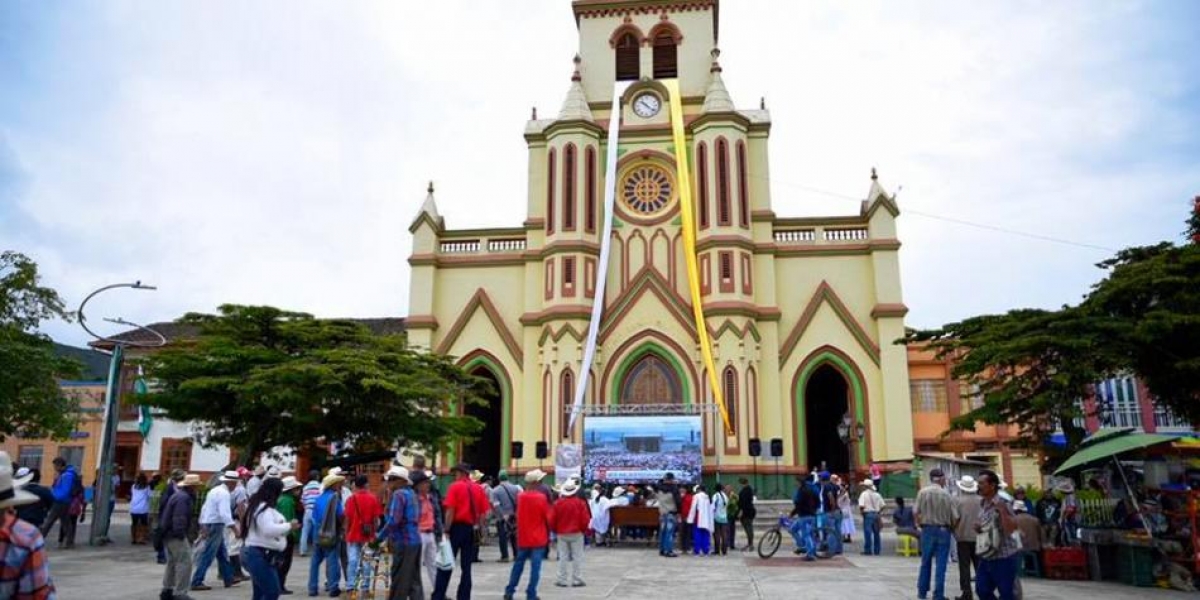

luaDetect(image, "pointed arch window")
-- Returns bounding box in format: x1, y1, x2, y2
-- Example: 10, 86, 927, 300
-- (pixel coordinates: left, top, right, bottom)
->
560, 369, 575, 440
585, 146, 597, 233
722, 366, 739, 435
563, 144, 577, 231
697, 142, 709, 228
716, 138, 731, 226
615, 33, 640, 81
546, 148, 556, 234
737, 141, 749, 228
653, 31, 677, 78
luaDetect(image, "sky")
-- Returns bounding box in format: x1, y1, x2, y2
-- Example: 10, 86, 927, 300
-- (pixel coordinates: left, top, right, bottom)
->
2, 1, 1198, 347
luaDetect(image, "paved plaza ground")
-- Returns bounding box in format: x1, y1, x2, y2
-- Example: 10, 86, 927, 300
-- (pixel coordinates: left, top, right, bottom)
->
48, 510, 1193, 599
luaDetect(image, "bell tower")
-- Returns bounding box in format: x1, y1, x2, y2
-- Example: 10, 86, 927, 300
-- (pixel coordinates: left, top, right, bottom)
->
572, 0, 719, 104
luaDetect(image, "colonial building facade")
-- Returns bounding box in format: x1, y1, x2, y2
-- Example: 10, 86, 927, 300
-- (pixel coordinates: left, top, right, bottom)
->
405, 0, 914, 481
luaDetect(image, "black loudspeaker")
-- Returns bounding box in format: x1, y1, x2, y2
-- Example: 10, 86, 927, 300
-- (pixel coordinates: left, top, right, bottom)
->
769, 438, 784, 458
748, 438, 762, 458
535, 441, 549, 460
511, 441, 524, 460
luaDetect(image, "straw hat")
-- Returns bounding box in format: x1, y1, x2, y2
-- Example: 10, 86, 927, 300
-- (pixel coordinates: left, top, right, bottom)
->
280, 476, 302, 492
0, 452, 38, 509
861, 479, 876, 489
525, 469, 547, 483
1054, 480, 1076, 494
177, 474, 204, 488
1013, 501, 1029, 513
556, 480, 581, 496
386, 465, 410, 482
220, 470, 240, 482
322, 473, 346, 488
612, 486, 626, 497
956, 475, 979, 494
470, 470, 485, 483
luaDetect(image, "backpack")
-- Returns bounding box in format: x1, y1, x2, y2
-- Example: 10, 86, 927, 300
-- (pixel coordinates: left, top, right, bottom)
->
316, 495, 341, 549
69, 469, 85, 499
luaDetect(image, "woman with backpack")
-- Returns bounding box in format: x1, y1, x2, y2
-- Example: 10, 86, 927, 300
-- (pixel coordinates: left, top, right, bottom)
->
240, 477, 299, 600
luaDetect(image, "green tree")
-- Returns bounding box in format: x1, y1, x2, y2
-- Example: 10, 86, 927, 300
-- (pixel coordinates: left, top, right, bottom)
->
0, 251, 82, 441
1083, 206, 1200, 424
904, 307, 1122, 454
139, 305, 485, 464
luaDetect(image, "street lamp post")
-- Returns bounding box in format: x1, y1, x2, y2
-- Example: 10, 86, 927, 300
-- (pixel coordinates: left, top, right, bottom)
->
837, 413, 867, 477
78, 282, 164, 546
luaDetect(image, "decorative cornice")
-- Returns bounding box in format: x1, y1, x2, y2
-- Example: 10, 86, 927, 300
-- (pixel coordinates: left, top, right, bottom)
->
702, 301, 781, 321
695, 235, 755, 253
524, 218, 546, 230
408, 253, 526, 268
435, 288, 523, 366
779, 280, 881, 366
870, 303, 909, 319
519, 305, 593, 326
599, 267, 697, 344
407, 211, 443, 235
710, 319, 763, 342
404, 315, 439, 330
538, 323, 586, 346
750, 209, 776, 223
865, 195, 901, 219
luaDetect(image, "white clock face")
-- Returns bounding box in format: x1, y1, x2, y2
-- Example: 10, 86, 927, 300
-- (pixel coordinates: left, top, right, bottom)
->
633, 93, 661, 118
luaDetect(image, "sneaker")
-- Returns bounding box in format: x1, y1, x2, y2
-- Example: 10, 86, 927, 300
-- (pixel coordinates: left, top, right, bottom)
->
663, 552, 678, 557
329, 590, 341, 597
190, 584, 212, 591
803, 556, 815, 562
572, 582, 587, 587
555, 582, 569, 587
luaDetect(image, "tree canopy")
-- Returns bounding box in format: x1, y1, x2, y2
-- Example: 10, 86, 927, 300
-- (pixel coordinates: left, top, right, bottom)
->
138, 305, 486, 464
0, 251, 82, 441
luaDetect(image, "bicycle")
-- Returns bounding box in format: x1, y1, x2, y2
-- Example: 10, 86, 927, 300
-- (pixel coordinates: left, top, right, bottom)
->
757, 512, 796, 559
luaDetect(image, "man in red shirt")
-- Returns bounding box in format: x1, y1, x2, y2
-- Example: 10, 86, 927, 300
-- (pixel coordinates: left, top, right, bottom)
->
503, 476, 553, 600
432, 463, 489, 600
343, 474, 383, 595
550, 480, 590, 588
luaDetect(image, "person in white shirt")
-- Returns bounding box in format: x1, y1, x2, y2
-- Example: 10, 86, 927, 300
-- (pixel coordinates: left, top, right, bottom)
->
687, 485, 714, 556
246, 465, 266, 497
857, 479, 886, 556
711, 485, 729, 555
191, 471, 242, 590
240, 477, 299, 599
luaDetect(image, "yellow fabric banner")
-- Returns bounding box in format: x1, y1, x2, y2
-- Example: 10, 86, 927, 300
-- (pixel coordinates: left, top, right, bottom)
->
664, 80, 732, 436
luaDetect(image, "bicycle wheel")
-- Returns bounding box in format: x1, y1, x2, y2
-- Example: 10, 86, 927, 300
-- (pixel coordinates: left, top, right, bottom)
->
758, 528, 781, 559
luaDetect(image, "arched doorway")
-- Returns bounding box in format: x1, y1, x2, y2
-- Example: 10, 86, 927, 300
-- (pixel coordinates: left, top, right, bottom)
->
461, 366, 503, 477
804, 364, 850, 474
619, 353, 683, 404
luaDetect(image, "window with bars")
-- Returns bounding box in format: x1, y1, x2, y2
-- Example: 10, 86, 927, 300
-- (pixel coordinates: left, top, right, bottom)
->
697, 142, 709, 228
546, 149, 556, 234
736, 141, 749, 228
959, 382, 985, 411
910, 379, 948, 413
716, 139, 731, 225
160, 438, 192, 474
17, 446, 43, 471
718, 251, 734, 293
585, 147, 597, 233
561, 370, 575, 440
1095, 377, 1142, 428
615, 33, 640, 81
562, 256, 576, 297
722, 366, 738, 435
563, 144, 577, 230
652, 32, 677, 78
1153, 404, 1191, 429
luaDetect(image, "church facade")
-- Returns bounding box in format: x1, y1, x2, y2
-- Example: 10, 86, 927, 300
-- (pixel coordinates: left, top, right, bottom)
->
406, 0, 914, 483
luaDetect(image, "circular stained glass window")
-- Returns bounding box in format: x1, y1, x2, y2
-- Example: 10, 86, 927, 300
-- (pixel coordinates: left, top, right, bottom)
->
621, 165, 674, 216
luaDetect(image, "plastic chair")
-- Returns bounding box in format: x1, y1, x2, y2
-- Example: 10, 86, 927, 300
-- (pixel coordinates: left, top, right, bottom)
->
897, 534, 919, 557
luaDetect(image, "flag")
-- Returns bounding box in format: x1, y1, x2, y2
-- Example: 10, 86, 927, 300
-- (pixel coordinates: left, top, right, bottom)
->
135, 365, 152, 438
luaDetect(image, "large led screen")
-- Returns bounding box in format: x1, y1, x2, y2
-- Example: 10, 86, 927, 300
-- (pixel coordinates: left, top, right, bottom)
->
582, 415, 702, 484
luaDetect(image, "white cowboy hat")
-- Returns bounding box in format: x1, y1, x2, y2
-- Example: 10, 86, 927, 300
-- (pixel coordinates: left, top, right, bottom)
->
525, 469, 546, 483
956, 475, 979, 493
1013, 501, 1029, 513
14, 467, 33, 486
1055, 480, 1076, 494
612, 486, 626, 497
220, 470, 240, 482
266, 466, 281, 479
321, 473, 346, 488
280, 476, 302, 492
177, 474, 204, 488
386, 465, 410, 482
0, 452, 38, 509
556, 480, 581, 496
861, 479, 876, 489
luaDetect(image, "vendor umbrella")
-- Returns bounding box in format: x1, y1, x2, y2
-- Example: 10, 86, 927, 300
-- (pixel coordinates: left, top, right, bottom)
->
1053, 429, 1182, 475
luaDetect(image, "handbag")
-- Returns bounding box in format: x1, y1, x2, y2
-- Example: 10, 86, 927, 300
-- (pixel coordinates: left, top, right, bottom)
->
224, 526, 243, 557
435, 537, 454, 571
467, 484, 484, 546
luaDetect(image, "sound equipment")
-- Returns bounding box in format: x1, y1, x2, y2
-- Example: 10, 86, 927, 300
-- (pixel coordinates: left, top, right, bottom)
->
535, 441, 549, 460
770, 438, 784, 458
511, 441, 524, 460
748, 438, 762, 458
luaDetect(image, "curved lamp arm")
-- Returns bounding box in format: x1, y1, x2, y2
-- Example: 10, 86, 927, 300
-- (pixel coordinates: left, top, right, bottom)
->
78, 281, 166, 348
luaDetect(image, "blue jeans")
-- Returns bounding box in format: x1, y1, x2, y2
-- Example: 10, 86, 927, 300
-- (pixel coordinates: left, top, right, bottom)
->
789, 516, 816, 558
825, 511, 844, 554
862, 512, 881, 555
242, 546, 281, 600
346, 542, 373, 591
308, 541, 342, 594
504, 548, 545, 600
917, 526, 952, 600
299, 513, 313, 555
658, 514, 677, 555
976, 555, 1019, 600
191, 524, 234, 587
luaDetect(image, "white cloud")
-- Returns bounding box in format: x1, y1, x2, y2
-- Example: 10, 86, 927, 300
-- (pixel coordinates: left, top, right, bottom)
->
2, 0, 1196, 345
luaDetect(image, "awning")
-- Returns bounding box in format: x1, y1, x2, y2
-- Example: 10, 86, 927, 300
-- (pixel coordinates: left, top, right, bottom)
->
1054, 430, 1182, 475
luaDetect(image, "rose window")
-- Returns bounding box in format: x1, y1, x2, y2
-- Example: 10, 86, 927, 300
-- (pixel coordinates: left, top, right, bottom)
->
621, 165, 674, 215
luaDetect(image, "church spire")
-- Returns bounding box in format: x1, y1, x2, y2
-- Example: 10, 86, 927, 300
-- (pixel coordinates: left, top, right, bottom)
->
702, 47, 735, 113
409, 180, 443, 233
558, 54, 594, 122
867, 167, 891, 203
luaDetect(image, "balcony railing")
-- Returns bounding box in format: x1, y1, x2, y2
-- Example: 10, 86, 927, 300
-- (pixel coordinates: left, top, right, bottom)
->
438, 238, 526, 254
772, 225, 872, 245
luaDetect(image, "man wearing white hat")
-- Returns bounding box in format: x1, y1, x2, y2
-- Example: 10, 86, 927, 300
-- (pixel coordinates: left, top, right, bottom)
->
308, 471, 346, 597
551, 479, 590, 588
857, 479, 885, 555
0, 451, 56, 599
159, 473, 204, 600
953, 475, 982, 600
191, 471, 241, 591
